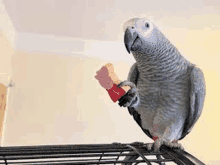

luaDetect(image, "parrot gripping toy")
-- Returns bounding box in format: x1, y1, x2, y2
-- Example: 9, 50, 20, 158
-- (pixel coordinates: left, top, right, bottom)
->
95, 18, 206, 156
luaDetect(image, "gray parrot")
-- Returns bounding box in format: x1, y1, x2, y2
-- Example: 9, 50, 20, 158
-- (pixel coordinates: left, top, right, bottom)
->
117, 18, 206, 153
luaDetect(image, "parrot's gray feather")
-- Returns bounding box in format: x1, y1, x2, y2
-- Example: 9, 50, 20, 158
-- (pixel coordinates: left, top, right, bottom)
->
180, 66, 206, 140
127, 62, 139, 85
128, 107, 153, 139
126, 63, 154, 139
119, 17, 206, 153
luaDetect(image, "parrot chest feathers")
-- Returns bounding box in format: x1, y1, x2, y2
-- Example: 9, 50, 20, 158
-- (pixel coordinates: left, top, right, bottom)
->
135, 70, 191, 136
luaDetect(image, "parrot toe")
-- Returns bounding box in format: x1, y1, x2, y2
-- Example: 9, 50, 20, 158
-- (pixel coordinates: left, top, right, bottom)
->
153, 138, 166, 152
118, 89, 138, 107
146, 138, 185, 152
145, 143, 154, 151
163, 141, 184, 150
131, 141, 144, 145
118, 81, 139, 107
117, 80, 135, 89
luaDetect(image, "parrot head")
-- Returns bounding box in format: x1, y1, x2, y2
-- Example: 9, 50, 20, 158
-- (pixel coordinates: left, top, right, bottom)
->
123, 18, 163, 55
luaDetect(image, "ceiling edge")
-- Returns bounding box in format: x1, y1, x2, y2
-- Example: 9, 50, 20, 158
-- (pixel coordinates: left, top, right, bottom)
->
14, 32, 134, 62
15, 32, 85, 56
0, 0, 17, 49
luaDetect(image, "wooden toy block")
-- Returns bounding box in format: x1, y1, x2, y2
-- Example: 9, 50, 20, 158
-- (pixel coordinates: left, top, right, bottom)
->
95, 63, 130, 102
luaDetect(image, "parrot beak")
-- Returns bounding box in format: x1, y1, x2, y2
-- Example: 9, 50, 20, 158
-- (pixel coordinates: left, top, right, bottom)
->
124, 27, 138, 54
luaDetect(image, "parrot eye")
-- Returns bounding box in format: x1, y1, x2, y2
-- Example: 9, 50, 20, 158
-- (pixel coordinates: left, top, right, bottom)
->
145, 23, 149, 28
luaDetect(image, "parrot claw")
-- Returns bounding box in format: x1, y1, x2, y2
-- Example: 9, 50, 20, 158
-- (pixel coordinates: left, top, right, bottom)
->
145, 143, 154, 151
164, 141, 184, 150
145, 138, 184, 152
117, 80, 136, 89
131, 141, 144, 145
117, 81, 139, 107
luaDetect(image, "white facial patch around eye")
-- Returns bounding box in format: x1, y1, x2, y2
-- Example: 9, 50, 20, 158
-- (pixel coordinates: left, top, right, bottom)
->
136, 20, 154, 38
123, 18, 139, 32
144, 23, 154, 36
123, 18, 155, 40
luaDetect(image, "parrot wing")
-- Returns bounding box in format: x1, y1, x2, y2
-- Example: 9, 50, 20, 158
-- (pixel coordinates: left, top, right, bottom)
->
127, 62, 153, 140
179, 66, 206, 140
122, 62, 153, 165
127, 62, 139, 87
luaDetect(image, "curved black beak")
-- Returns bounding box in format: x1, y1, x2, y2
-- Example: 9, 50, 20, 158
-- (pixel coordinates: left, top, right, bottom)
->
124, 27, 138, 54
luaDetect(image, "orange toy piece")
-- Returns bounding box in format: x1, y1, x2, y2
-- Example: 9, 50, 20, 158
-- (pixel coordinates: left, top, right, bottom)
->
95, 63, 130, 102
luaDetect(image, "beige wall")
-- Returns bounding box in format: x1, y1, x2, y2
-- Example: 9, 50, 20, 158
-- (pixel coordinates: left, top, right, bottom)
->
0, 31, 13, 83
0, 84, 7, 138
0, 0, 16, 48
0, 31, 13, 140
0, 20, 220, 165
3, 49, 149, 146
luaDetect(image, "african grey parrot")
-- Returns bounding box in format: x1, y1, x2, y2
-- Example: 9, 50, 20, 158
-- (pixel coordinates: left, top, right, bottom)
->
117, 18, 206, 153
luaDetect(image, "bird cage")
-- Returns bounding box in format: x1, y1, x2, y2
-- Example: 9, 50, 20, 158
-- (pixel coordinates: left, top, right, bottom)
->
0, 142, 205, 165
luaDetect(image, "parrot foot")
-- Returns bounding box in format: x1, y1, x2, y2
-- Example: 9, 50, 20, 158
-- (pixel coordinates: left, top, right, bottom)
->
130, 141, 144, 145
117, 80, 139, 107
164, 141, 184, 150
145, 138, 184, 152
146, 143, 154, 151
146, 139, 163, 152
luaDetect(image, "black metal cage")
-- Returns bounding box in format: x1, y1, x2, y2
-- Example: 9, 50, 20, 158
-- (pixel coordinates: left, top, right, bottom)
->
0, 142, 205, 165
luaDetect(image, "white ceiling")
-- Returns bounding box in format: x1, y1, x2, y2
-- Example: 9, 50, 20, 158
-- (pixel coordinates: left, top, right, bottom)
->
3, 0, 127, 41
2, 0, 220, 40
1, 0, 220, 55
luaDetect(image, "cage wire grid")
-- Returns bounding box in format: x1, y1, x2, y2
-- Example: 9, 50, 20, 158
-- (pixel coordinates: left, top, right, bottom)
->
0, 142, 205, 165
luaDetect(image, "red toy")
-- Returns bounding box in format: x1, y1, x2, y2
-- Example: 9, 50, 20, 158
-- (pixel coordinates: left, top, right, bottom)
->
95, 63, 130, 102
